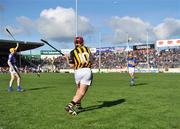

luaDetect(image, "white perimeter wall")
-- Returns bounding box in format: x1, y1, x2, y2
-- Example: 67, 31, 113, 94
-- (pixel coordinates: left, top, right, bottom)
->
55, 68, 180, 73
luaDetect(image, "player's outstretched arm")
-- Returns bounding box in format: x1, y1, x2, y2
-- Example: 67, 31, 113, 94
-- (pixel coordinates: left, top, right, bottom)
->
15, 42, 19, 51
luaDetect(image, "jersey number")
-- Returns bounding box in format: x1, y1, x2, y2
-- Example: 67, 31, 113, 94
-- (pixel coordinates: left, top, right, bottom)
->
78, 52, 89, 63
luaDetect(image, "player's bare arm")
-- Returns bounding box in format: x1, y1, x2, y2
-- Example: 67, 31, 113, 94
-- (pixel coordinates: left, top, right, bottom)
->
15, 42, 19, 51
69, 63, 75, 68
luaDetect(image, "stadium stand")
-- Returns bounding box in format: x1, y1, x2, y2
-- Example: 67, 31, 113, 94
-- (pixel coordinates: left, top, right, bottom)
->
0, 39, 44, 73
0, 39, 180, 73
21, 47, 179, 73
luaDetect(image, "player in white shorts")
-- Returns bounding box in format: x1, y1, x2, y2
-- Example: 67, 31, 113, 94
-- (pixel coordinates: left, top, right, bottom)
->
7, 43, 23, 92
65, 36, 93, 116
74, 68, 92, 86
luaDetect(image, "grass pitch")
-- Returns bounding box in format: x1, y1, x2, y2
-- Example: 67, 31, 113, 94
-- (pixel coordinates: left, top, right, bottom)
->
0, 73, 180, 129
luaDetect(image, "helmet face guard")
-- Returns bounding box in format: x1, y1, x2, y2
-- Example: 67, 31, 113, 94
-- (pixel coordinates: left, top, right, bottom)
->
74, 36, 84, 46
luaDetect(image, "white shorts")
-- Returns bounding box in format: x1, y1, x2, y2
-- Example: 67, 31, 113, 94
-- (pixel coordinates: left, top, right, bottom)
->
128, 67, 135, 74
9, 66, 19, 74
74, 68, 93, 86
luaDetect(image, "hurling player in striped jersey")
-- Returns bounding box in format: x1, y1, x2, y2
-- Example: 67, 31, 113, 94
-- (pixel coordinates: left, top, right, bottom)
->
64, 36, 93, 115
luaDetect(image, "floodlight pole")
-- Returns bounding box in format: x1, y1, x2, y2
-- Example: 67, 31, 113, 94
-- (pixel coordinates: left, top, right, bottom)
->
29, 49, 32, 56
19, 49, 22, 68
146, 31, 150, 69
30, 49, 32, 60
126, 32, 130, 51
99, 32, 102, 72
75, 0, 78, 37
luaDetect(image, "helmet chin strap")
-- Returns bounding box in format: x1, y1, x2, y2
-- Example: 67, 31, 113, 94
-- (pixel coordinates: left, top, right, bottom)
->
75, 44, 83, 47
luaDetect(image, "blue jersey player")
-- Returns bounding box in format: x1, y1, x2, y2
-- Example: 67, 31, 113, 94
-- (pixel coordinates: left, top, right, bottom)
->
7, 43, 23, 92
127, 53, 137, 86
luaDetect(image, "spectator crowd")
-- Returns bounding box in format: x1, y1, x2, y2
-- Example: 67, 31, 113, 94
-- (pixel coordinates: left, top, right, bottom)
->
0, 48, 180, 73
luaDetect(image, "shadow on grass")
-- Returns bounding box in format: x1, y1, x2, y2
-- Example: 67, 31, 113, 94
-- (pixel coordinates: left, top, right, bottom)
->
79, 98, 126, 113
27, 86, 56, 91
135, 83, 148, 86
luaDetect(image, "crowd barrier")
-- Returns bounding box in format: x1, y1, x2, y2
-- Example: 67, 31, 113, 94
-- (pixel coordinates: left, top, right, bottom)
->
1, 68, 179, 73
57, 68, 180, 73
59, 68, 158, 73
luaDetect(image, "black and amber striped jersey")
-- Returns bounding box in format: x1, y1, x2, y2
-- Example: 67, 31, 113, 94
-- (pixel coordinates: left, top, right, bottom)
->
69, 46, 93, 69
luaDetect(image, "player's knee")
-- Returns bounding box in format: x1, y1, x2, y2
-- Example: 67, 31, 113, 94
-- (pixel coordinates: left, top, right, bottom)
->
11, 76, 15, 80
16, 76, 20, 81
10, 78, 14, 82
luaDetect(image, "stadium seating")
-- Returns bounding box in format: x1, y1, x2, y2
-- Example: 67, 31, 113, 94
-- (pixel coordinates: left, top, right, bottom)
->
0, 48, 179, 73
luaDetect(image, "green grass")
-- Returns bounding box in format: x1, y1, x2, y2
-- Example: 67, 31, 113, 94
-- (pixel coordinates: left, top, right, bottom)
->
0, 73, 180, 129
